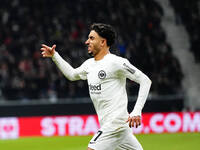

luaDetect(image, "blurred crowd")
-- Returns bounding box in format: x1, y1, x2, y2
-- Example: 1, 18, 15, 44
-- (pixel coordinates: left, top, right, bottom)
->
170, 0, 200, 63
0, 0, 183, 101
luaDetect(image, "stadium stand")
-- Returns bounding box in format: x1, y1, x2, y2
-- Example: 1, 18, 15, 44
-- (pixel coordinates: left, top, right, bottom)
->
170, 0, 200, 63
0, 0, 183, 100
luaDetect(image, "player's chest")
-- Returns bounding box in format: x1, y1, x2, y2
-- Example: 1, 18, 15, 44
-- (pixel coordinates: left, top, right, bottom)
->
86, 64, 116, 84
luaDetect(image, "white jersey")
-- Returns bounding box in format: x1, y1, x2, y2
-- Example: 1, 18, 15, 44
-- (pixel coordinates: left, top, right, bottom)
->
52, 52, 151, 131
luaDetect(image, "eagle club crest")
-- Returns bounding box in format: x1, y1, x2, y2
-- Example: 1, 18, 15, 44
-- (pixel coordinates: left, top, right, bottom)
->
98, 70, 106, 79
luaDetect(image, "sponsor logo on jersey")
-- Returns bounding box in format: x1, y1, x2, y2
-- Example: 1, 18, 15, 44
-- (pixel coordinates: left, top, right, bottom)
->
98, 70, 106, 79
89, 84, 101, 91
89, 84, 101, 94
123, 63, 136, 74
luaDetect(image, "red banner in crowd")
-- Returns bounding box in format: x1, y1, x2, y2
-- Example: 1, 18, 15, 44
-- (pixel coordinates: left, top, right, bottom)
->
0, 112, 200, 139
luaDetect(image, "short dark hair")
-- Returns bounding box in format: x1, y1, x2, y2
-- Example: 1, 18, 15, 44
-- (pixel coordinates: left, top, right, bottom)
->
90, 23, 116, 46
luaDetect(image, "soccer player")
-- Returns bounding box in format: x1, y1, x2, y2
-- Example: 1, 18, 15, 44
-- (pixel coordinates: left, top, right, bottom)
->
41, 23, 151, 150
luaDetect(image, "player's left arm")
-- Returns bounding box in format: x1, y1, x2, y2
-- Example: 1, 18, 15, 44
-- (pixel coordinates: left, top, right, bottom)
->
121, 59, 152, 128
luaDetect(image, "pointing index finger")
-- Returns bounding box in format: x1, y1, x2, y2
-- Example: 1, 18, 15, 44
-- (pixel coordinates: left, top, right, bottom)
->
41, 44, 51, 50
40, 48, 46, 51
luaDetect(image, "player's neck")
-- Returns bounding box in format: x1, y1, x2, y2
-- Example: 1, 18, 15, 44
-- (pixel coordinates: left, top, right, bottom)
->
94, 47, 110, 61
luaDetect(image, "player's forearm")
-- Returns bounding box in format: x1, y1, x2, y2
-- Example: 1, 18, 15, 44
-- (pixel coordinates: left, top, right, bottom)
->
131, 74, 151, 117
52, 52, 79, 81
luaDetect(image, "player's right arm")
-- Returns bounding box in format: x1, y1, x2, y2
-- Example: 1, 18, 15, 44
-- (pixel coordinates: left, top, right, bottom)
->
40, 44, 86, 81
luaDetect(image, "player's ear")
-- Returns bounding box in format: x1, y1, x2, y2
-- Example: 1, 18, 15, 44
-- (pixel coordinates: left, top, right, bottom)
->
101, 39, 107, 47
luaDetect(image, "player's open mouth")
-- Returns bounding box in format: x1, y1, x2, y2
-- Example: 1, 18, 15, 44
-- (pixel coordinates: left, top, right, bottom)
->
88, 50, 92, 54
88, 46, 91, 51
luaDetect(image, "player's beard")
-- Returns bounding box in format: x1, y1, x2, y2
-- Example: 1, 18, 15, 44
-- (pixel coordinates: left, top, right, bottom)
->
87, 45, 94, 57
87, 47, 98, 57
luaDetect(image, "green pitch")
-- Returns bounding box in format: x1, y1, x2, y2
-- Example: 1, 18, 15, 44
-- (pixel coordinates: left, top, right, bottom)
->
0, 133, 199, 150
